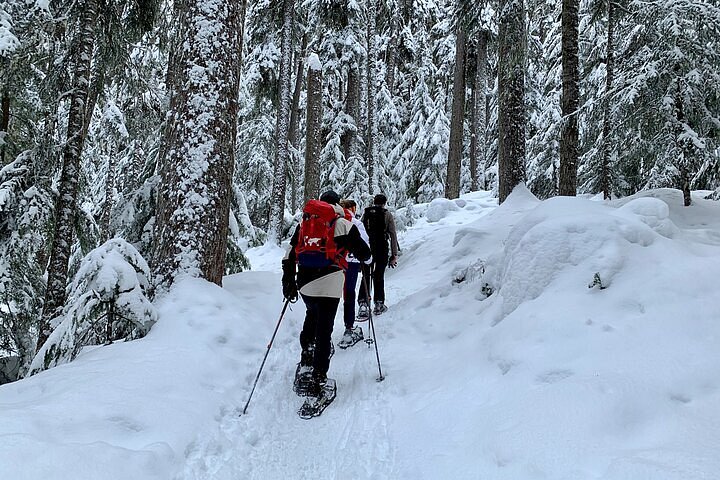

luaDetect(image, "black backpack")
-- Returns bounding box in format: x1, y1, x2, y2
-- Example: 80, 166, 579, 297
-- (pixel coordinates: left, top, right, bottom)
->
364, 205, 387, 253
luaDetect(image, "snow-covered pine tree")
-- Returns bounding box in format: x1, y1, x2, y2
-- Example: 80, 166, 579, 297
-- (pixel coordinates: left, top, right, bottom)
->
153, 0, 242, 289
28, 238, 156, 376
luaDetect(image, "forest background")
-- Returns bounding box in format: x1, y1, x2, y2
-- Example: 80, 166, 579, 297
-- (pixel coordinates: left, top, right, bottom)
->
0, 0, 718, 382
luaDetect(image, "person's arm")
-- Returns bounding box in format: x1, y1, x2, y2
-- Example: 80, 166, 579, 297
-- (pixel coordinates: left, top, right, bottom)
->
386, 211, 399, 258
338, 223, 371, 263
282, 226, 300, 300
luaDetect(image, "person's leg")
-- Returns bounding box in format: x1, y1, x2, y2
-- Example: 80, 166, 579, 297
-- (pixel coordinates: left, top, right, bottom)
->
343, 263, 360, 329
358, 263, 371, 304
299, 294, 318, 365
373, 254, 388, 303
312, 296, 341, 379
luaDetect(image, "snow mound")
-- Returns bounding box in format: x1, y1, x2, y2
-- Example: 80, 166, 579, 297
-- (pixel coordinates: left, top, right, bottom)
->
489, 196, 667, 317
425, 197, 459, 222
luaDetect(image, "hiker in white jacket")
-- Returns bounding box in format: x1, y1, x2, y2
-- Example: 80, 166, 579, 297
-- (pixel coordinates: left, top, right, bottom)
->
338, 199, 372, 348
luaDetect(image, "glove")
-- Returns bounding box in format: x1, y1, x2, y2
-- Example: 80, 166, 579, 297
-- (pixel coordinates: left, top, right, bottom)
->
281, 259, 298, 301
282, 278, 298, 302
389, 256, 398, 268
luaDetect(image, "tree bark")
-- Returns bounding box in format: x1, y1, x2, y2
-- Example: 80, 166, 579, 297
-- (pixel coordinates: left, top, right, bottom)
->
469, 30, 488, 192
497, 0, 527, 203
289, 33, 307, 213
342, 66, 359, 162
384, 10, 401, 95
0, 89, 8, 165
445, 24, 467, 200
303, 57, 323, 204
153, 0, 242, 290
366, 0, 378, 195
39, 0, 98, 351
268, 0, 295, 243
599, 0, 616, 200
99, 147, 117, 243
559, 0, 580, 196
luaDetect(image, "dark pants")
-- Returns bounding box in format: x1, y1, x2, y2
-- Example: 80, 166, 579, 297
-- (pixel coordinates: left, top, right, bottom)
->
299, 294, 340, 378
343, 263, 361, 329
359, 253, 388, 303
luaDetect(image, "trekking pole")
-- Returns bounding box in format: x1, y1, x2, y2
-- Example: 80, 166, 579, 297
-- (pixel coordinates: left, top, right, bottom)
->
361, 269, 385, 382
241, 298, 292, 415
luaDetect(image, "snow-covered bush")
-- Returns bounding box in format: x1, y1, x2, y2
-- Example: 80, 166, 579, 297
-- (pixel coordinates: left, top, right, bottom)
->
28, 239, 157, 375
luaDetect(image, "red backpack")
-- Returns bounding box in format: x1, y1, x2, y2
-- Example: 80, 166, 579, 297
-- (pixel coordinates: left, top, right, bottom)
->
295, 200, 348, 269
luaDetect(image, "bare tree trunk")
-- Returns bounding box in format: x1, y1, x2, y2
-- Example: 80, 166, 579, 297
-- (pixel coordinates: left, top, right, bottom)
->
445, 24, 467, 200
497, 0, 527, 203
366, 0, 378, 195
559, 0, 579, 196
469, 30, 488, 192
342, 66, 359, 162
268, 0, 295, 243
600, 0, 616, 200
289, 33, 307, 213
303, 56, 323, 204
0, 89, 8, 165
99, 149, 117, 243
384, 10, 401, 94
39, 0, 98, 351
153, 0, 242, 290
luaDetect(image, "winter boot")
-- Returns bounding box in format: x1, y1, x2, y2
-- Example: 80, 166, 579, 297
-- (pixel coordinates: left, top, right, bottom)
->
373, 301, 388, 316
338, 326, 364, 349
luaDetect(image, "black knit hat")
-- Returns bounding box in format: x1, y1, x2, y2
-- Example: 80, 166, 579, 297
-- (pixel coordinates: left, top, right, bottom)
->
320, 190, 341, 205
373, 193, 387, 206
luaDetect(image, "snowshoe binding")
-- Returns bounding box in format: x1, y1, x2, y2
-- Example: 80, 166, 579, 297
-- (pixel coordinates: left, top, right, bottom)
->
337, 326, 364, 349
298, 378, 337, 419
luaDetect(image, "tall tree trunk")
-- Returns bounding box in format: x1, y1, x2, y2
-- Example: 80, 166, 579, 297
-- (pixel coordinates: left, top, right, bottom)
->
303, 55, 323, 204
470, 30, 488, 192
153, 0, 242, 290
342, 66, 360, 162
445, 24, 467, 200
497, 0, 527, 203
99, 148, 117, 243
289, 33, 307, 214
600, 0, 616, 200
384, 10, 401, 95
268, 0, 295, 243
559, 0, 580, 196
39, 0, 98, 351
0, 89, 8, 165
366, 0, 378, 195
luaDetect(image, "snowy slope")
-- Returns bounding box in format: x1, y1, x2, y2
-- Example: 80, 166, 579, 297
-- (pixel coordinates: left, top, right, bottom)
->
2, 188, 720, 479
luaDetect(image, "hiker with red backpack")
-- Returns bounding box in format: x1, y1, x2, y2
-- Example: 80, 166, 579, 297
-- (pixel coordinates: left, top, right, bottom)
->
282, 190, 371, 416
358, 193, 399, 317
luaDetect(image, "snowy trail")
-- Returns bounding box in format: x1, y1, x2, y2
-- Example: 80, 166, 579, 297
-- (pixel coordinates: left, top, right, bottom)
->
178, 193, 499, 480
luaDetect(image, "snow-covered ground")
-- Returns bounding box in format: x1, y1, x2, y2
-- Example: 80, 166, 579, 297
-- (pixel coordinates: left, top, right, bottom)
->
2, 188, 720, 479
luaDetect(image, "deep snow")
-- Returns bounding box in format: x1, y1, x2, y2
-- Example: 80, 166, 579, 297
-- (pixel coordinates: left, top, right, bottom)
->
1, 188, 720, 479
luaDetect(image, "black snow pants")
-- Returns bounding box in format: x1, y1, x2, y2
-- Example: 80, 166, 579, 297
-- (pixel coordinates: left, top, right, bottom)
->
299, 294, 340, 378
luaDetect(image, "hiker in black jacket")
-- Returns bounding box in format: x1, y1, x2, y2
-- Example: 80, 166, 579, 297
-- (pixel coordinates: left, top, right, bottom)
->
282, 190, 371, 396
358, 193, 399, 316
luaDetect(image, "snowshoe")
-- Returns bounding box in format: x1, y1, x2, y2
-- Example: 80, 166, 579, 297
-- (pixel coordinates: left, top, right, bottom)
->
298, 378, 337, 419
337, 326, 364, 349
356, 302, 370, 322
373, 301, 388, 316
293, 363, 314, 397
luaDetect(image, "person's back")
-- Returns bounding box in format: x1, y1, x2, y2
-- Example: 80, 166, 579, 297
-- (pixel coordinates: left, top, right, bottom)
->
359, 194, 399, 315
